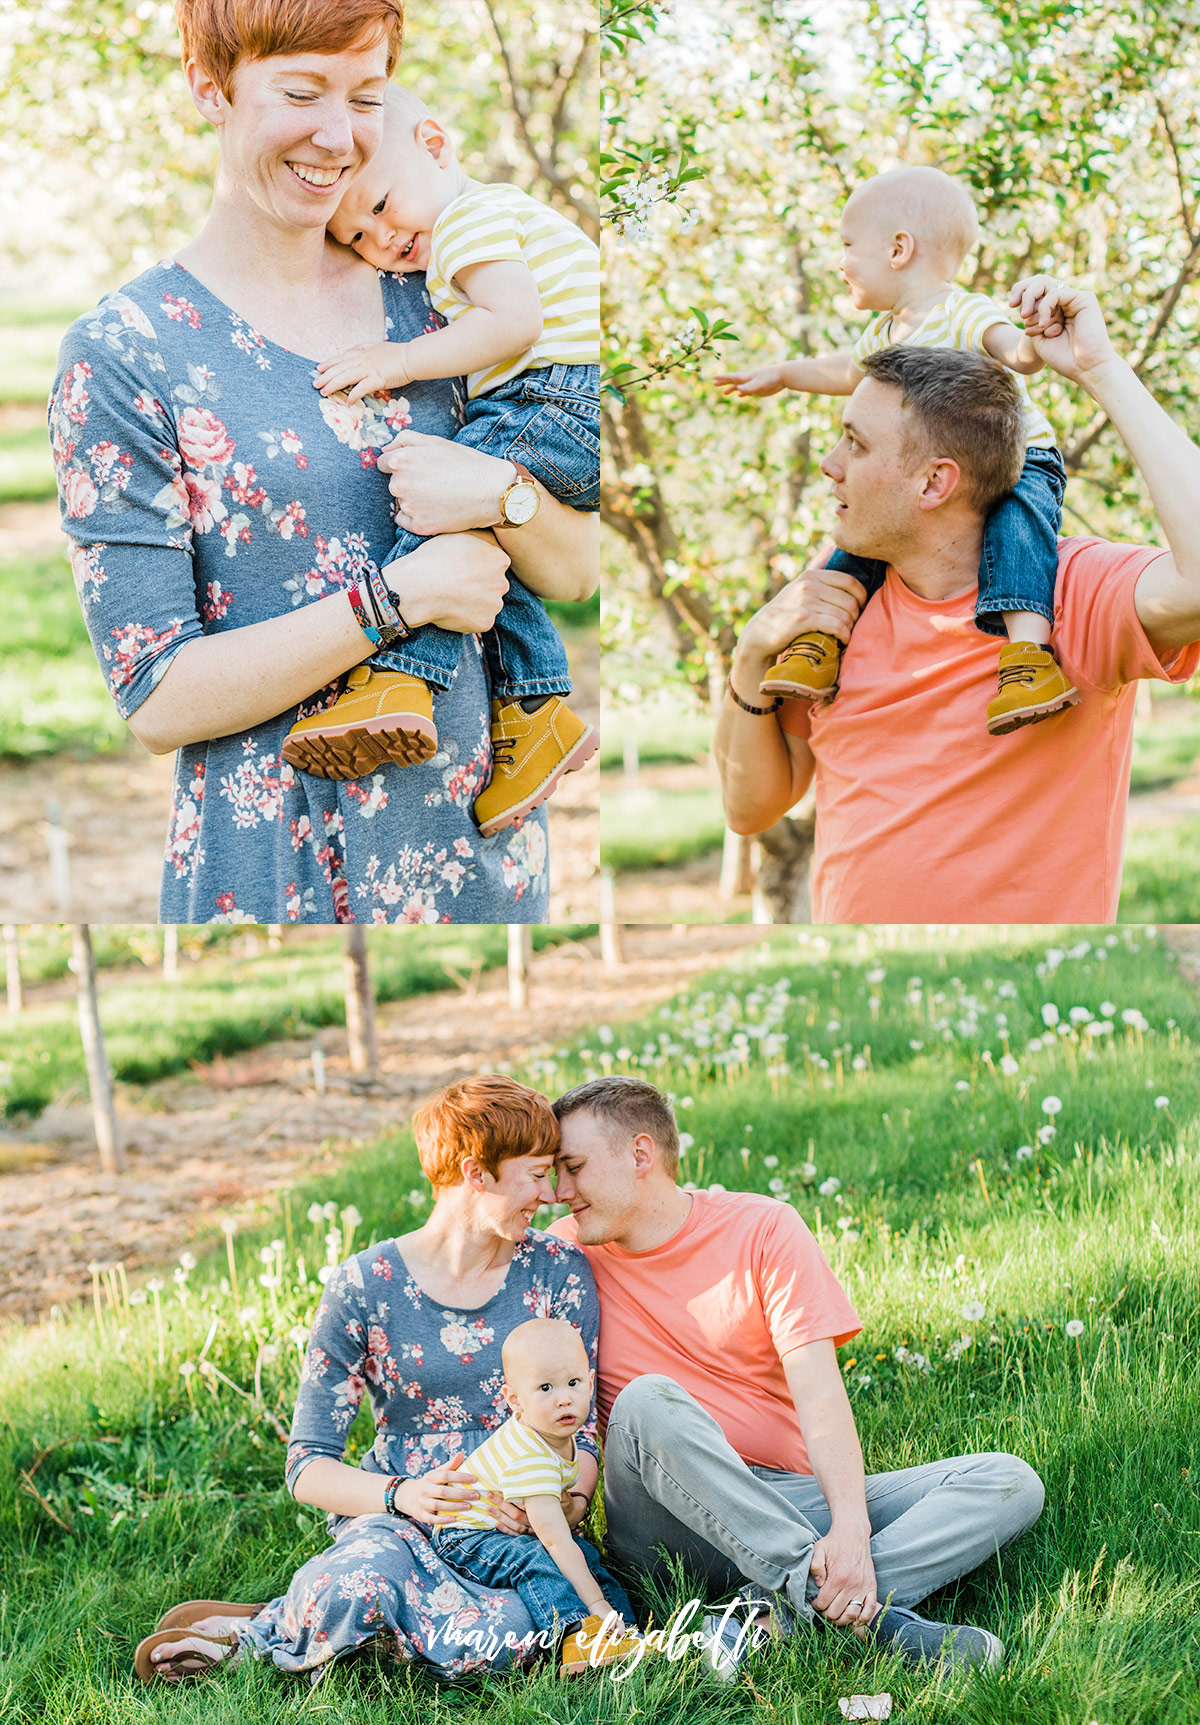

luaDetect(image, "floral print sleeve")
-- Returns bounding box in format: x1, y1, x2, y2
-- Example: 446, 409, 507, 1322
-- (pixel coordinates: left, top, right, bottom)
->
285, 1254, 372, 1495
48, 294, 204, 716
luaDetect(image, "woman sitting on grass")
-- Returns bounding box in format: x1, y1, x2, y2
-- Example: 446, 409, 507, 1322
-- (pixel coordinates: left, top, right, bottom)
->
134, 1075, 602, 1682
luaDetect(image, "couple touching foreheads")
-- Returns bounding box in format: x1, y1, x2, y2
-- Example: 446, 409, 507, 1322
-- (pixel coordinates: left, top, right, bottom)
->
136, 1074, 1042, 1685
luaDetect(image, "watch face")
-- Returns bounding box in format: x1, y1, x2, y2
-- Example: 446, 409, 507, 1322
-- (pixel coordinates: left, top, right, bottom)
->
504, 480, 539, 524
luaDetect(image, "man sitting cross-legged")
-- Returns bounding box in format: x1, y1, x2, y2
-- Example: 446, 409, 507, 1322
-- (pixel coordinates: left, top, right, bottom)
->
548, 1075, 1044, 1678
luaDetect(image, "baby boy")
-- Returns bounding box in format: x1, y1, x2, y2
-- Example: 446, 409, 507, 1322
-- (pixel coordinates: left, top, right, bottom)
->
431, 1317, 647, 1675
717, 165, 1076, 737
282, 87, 599, 836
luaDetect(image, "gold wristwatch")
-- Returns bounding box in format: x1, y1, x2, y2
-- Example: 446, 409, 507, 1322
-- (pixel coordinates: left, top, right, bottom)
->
498, 462, 540, 526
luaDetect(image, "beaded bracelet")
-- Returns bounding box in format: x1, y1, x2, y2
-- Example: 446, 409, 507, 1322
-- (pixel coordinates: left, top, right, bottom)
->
382, 1474, 404, 1516
726, 675, 782, 715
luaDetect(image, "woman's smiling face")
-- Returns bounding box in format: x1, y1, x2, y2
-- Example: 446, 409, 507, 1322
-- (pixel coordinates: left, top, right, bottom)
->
198, 40, 391, 234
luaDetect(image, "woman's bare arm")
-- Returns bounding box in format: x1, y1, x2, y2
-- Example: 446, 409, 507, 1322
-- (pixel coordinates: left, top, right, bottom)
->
380, 432, 598, 604
127, 531, 511, 755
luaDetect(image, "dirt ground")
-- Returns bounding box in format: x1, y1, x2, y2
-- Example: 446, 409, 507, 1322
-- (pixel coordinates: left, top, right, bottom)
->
0, 501, 599, 924
0, 924, 761, 1325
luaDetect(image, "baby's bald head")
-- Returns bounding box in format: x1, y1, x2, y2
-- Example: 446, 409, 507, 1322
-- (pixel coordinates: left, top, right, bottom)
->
844, 166, 979, 273
502, 1318, 589, 1388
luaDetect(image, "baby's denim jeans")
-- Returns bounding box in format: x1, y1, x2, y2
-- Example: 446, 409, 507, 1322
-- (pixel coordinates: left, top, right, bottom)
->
432, 1522, 633, 1638
374, 362, 599, 699
827, 445, 1066, 637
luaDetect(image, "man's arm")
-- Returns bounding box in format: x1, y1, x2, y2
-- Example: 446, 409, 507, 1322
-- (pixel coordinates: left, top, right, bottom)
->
713, 565, 867, 833
781, 1339, 877, 1628
1010, 274, 1200, 654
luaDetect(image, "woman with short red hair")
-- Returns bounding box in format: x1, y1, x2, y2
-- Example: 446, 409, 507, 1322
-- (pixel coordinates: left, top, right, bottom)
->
49, 0, 589, 923
137, 1075, 600, 1681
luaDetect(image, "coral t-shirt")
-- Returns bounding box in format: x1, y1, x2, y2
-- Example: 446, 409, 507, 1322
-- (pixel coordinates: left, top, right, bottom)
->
548, 1190, 861, 1474
778, 537, 1200, 923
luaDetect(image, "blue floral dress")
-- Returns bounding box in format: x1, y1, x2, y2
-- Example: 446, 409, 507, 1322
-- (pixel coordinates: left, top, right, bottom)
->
238, 1230, 600, 1677
48, 262, 550, 924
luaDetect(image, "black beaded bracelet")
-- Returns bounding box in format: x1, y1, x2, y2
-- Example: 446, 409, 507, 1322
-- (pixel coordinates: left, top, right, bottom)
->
726, 675, 782, 715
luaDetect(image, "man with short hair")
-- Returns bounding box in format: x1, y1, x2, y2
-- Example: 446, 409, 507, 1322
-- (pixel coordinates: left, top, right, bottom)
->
715, 277, 1200, 922
548, 1074, 1044, 1677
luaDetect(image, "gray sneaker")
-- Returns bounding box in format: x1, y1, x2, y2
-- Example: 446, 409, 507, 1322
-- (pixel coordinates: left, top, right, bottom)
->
867, 1603, 1004, 1672
701, 1582, 797, 1681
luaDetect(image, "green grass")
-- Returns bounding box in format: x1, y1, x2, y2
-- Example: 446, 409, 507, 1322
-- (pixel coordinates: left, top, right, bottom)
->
1129, 704, 1200, 794
599, 707, 714, 770
0, 925, 593, 1119
0, 550, 128, 759
0, 419, 57, 504
0, 313, 82, 404
2, 926, 1199, 1722
1119, 818, 1200, 921
601, 785, 727, 870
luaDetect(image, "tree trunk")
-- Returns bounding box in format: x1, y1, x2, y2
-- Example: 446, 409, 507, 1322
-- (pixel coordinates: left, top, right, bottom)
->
719, 828, 754, 898
3, 926, 20, 1015
72, 924, 123, 1174
507, 924, 532, 1008
342, 928, 378, 1075
162, 925, 179, 982
753, 812, 817, 923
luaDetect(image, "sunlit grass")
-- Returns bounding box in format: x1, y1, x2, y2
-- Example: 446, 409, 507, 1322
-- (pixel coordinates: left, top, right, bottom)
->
2, 925, 1198, 1722
1119, 818, 1200, 921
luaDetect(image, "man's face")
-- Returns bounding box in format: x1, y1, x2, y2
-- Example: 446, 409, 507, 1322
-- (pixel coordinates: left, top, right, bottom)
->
554, 1112, 643, 1246
819, 377, 932, 562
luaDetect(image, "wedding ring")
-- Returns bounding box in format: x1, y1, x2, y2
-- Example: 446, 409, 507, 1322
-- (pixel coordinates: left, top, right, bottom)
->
849, 1598, 865, 1610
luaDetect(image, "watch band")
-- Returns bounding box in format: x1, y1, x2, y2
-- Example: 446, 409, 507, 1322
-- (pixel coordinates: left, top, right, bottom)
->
508, 462, 536, 485
727, 676, 782, 715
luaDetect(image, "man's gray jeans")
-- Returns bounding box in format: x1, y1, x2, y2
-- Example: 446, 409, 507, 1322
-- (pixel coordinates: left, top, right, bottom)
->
603, 1375, 1044, 1620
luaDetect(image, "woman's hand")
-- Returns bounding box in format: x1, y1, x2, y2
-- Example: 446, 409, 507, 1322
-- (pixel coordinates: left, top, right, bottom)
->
379, 430, 517, 537
397, 1452, 481, 1525
386, 531, 510, 635
478, 1487, 589, 1538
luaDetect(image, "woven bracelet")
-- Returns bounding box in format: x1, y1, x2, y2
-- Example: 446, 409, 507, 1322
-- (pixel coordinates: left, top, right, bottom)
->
382, 1474, 404, 1516
348, 579, 383, 648
367, 568, 411, 641
726, 675, 781, 715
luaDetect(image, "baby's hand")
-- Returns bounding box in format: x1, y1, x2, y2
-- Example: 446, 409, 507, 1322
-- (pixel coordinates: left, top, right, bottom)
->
715, 366, 786, 398
314, 341, 411, 403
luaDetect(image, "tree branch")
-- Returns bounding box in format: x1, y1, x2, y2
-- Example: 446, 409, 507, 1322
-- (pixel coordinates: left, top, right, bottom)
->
480, 0, 601, 234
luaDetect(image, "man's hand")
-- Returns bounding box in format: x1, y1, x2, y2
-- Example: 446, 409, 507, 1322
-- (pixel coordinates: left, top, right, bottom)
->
1007, 276, 1119, 387
314, 341, 411, 403
378, 430, 516, 537
715, 365, 787, 398
809, 1520, 878, 1630
730, 563, 867, 697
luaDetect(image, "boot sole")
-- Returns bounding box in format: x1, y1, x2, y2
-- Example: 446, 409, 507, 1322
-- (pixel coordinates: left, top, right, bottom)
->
282, 713, 438, 780
758, 677, 838, 700
477, 726, 599, 838
987, 686, 1081, 736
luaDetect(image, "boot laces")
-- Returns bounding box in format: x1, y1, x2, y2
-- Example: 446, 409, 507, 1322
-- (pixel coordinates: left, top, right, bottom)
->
997, 662, 1040, 689
787, 638, 830, 667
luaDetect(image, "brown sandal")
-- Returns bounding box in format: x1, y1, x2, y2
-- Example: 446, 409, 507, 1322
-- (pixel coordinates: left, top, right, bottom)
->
133, 1627, 238, 1683
155, 1598, 265, 1632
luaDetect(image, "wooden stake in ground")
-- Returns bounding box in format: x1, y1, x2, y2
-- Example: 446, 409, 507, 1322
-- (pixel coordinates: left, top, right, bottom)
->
71, 923, 124, 1175
342, 927, 378, 1075
3, 925, 20, 1015
162, 925, 179, 982
599, 871, 624, 970
507, 924, 532, 1008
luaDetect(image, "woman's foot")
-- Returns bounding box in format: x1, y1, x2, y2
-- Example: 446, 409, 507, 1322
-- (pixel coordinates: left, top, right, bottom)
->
133, 1627, 239, 1683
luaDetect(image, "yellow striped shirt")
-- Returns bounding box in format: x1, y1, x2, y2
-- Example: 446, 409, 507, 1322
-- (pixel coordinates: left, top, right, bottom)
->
851, 289, 1055, 448
426, 183, 599, 397
443, 1416, 579, 1531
